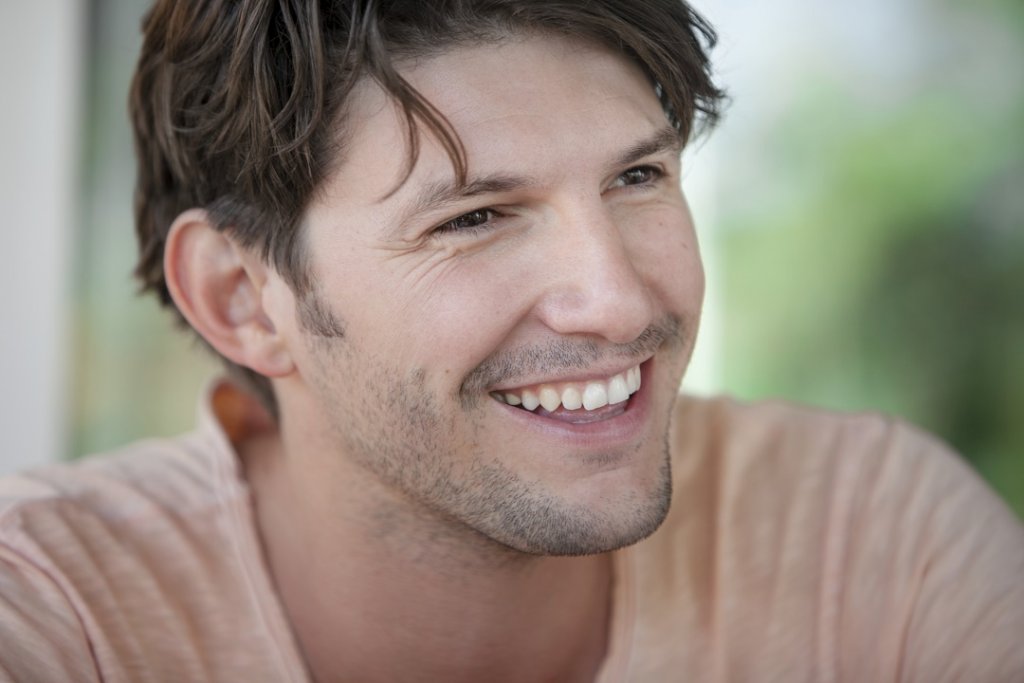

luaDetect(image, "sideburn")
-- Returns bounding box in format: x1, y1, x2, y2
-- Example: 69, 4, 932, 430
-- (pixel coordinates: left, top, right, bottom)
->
297, 287, 346, 339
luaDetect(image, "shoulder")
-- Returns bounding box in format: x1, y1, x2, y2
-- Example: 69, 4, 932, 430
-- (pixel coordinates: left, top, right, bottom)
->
0, 378, 263, 540
668, 393, 1021, 538
660, 392, 958, 577
0, 429, 239, 606
634, 394, 1024, 681
0, 430, 234, 547
665, 394, 951, 549
671, 392, 921, 466
666, 393, 993, 525
0, 432, 262, 680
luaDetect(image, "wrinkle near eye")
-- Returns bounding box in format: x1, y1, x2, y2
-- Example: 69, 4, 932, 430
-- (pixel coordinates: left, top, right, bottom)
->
383, 237, 480, 293
389, 242, 504, 321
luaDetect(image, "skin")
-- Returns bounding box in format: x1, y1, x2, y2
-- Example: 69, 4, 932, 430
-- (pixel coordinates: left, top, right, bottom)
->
170, 32, 704, 683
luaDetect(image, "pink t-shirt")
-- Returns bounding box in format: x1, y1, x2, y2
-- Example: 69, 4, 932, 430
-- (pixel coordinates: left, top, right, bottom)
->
2, 382, 1022, 682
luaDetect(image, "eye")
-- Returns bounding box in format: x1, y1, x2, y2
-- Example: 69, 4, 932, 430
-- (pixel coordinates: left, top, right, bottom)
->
611, 165, 663, 189
433, 208, 498, 235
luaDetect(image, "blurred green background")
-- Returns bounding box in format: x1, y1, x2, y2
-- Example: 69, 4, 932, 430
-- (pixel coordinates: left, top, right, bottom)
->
706, 0, 1024, 515
72, 0, 1022, 516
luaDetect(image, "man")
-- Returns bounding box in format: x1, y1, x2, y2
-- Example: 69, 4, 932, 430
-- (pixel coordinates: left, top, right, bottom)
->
2, 1, 1022, 681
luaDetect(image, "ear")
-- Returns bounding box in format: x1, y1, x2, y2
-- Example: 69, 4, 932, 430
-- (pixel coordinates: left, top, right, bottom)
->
164, 209, 295, 379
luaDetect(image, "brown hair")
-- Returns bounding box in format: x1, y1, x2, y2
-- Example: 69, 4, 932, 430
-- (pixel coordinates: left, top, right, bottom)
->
129, 0, 726, 413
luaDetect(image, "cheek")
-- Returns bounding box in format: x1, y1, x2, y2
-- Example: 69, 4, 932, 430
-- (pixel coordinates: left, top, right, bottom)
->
626, 210, 704, 314
387, 252, 534, 374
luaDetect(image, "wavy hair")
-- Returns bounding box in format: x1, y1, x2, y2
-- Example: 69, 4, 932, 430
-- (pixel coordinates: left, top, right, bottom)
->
129, 0, 726, 411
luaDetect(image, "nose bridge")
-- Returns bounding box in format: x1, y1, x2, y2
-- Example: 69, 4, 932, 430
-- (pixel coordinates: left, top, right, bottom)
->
539, 195, 656, 344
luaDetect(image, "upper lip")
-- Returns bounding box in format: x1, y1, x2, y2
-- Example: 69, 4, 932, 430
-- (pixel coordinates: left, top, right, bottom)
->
488, 355, 652, 393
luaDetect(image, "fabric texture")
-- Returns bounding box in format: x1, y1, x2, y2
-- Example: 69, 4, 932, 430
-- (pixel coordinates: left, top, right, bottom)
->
1, 382, 1022, 682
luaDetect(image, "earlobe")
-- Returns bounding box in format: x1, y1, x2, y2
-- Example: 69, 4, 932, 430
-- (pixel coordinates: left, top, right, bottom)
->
164, 209, 295, 378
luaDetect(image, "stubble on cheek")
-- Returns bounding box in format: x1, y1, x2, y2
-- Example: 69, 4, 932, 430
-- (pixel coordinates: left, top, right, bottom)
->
295, 285, 347, 339
304, 324, 678, 558
311, 352, 456, 494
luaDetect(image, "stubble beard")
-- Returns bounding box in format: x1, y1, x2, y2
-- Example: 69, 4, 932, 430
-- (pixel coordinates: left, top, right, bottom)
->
313, 360, 675, 559
304, 312, 686, 560
468, 442, 675, 556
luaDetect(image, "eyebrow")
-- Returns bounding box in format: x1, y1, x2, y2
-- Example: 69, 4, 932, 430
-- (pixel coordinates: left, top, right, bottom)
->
401, 174, 535, 226
390, 125, 683, 236
614, 125, 683, 169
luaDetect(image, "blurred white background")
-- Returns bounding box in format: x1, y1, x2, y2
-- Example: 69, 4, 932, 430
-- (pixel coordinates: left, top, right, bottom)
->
0, 2, 83, 471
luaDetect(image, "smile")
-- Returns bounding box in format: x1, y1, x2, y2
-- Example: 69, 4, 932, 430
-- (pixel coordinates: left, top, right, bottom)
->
491, 364, 642, 413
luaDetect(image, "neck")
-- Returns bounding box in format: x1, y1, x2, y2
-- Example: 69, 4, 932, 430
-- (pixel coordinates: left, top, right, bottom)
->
239, 426, 614, 683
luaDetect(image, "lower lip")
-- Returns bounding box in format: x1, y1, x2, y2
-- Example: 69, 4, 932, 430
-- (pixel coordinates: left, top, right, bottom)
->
491, 360, 654, 449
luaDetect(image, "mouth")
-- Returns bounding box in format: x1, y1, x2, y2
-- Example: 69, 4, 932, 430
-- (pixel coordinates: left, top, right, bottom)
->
490, 362, 643, 425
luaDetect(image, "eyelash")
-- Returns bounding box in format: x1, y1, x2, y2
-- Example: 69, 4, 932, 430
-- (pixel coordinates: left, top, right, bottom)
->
432, 164, 665, 236
433, 208, 502, 236
610, 164, 664, 189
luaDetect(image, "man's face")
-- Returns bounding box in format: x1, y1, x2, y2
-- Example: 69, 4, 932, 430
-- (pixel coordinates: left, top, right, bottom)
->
277, 34, 704, 556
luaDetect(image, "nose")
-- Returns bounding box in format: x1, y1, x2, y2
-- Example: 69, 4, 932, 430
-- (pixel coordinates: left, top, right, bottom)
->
534, 201, 657, 345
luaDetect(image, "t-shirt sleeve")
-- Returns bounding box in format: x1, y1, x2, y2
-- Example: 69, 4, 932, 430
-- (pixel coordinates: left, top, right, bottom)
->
839, 422, 1024, 682
0, 545, 101, 683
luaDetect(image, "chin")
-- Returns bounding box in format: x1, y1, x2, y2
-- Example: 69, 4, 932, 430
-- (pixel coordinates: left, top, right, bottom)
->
481, 451, 674, 557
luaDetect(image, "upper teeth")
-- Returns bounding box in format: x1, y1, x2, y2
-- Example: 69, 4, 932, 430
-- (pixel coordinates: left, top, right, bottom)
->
492, 365, 641, 412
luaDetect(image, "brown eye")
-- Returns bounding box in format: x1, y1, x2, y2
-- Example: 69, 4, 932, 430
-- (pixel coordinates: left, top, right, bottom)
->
615, 165, 661, 187
614, 166, 655, 185
436, 208, 496, 234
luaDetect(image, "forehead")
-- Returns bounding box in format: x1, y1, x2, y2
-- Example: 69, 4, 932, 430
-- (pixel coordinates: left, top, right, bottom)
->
317, 34, 671, 212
